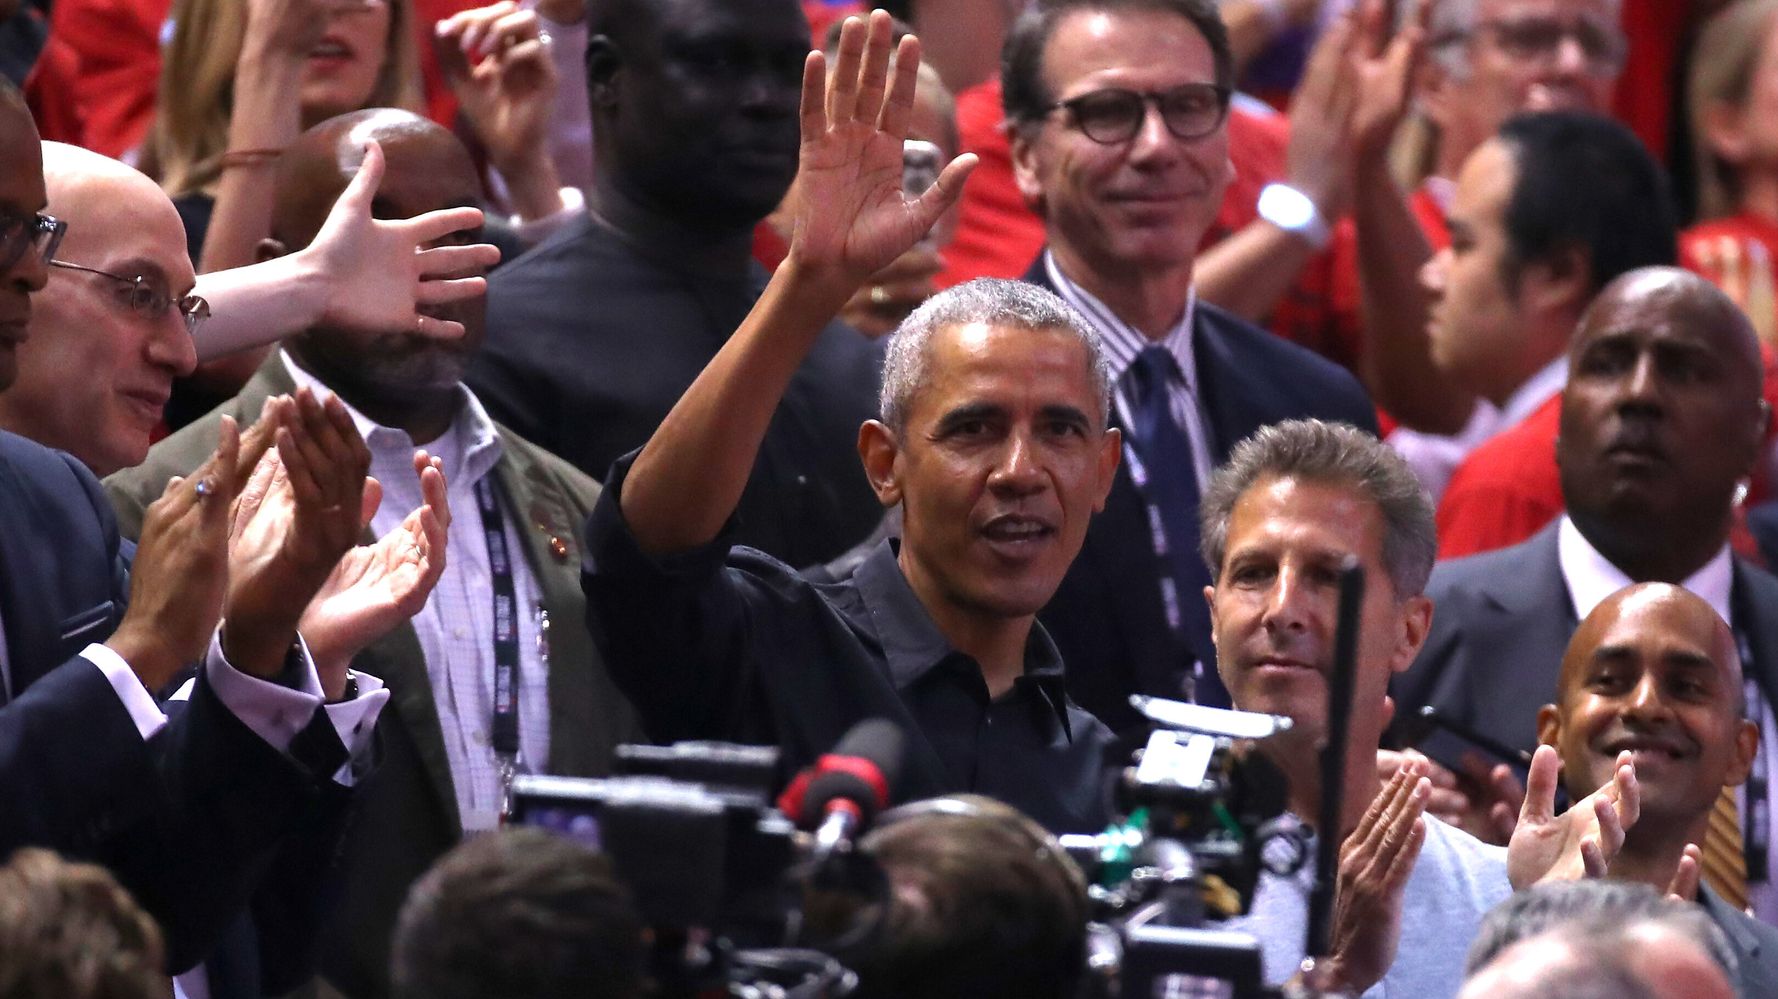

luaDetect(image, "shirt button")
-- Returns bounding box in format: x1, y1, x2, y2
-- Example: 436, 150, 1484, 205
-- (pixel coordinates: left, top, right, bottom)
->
453, 628, 468, 640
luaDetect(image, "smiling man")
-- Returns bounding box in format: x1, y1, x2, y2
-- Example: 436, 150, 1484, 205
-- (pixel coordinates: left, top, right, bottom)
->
1397, 267, 1778, 914
582, 15, 1131, 832
1001, 0, 1375, 739
1539, 583, 1778, 996
0, 141, 199, 476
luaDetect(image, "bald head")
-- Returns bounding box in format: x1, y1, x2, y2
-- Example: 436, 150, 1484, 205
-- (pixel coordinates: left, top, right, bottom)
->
0, 143, 196, 475
1558, 267, 1770, 578
1539, 583, 1758, 839
271, 108, 480, 254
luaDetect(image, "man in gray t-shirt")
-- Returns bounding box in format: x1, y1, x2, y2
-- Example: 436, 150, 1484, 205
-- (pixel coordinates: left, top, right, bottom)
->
1198, 420, 1641, 995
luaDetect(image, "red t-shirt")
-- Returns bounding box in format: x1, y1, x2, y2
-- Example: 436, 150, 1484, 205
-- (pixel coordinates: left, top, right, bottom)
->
25, 0, 170, 156
1435, 394, 1564, 561
935, 80, 1291, 288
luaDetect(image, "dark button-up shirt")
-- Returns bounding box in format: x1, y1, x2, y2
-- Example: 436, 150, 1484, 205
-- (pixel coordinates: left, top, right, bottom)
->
583, 454, 1117, 833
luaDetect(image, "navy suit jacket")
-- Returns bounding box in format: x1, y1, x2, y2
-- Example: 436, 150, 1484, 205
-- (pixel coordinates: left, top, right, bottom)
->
1023, 258, 1379, 735
1393, 522, 1778, 767
0, 429, 345, 974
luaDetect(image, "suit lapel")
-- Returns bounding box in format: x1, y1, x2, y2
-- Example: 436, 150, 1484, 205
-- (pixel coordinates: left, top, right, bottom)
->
0, 447, 63, 696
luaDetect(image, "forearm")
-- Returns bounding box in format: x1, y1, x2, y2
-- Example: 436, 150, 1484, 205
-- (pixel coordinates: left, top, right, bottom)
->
622, 257, 855, 554
191, 252, 329, 361
495, 152, 569, 223
1195, 221, 1321, 322
196, 53, 304, 274
1352, 158, 1471, 432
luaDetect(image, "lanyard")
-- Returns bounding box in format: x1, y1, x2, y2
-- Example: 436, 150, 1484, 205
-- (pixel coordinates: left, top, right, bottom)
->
1736, 624, 1770, 882
475, 478, 523, 817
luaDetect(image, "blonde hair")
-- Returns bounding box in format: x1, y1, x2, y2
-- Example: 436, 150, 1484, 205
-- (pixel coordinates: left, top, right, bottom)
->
1689, 0, 1778, 222
152, 0, 423, 198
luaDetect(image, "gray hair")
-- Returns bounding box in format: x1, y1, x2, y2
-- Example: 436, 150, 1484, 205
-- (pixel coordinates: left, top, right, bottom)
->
1198, 420, 1437, 599
1464, 880, 1738, 981
1424, 0, 1625, 79
878, 278, 1112, 433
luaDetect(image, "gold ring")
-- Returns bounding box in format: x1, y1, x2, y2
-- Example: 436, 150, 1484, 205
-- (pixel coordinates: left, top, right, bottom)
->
869, 285, 889, 306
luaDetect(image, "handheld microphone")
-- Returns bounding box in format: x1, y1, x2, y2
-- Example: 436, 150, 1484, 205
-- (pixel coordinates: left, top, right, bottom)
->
777, 718, 906, 854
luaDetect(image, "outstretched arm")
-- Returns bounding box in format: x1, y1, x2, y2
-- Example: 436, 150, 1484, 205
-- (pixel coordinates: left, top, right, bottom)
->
618, 11, 975, 556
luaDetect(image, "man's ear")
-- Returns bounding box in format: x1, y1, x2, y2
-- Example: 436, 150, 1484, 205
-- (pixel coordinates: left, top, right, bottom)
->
1521, 244, 1591, 318
585, 35, 621, 109
1535, 703, 1562, 749
254, 237, 289, 264
1093, 426, 1122, 512
1008, 123, 1047, 214
858, 419, 904, 508
1391, 594, 1434, 674
1728, 719, 1761, 787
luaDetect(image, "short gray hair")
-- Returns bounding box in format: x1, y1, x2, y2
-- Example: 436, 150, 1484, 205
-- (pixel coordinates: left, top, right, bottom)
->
1198, 420, 1437, 599
878, 278, 1112, 432
1464, 880, 1737, 982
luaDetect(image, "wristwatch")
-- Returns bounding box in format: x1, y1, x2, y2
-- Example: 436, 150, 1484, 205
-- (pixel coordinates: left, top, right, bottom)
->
1258, 182, 1332, 250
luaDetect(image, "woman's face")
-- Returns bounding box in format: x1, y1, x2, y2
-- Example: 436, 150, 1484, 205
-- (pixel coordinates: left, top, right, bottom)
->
299, 0, 394, 123
1726, 13, 1778, 171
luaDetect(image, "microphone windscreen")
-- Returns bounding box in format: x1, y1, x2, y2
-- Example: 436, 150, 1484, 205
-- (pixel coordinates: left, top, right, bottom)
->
829, 718, 906, 797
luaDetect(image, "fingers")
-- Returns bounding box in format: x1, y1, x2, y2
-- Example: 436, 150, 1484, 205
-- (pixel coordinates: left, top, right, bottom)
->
232, 395, 289, 494
826, 15, 866, 127
800, 50, 828, 148
416, 452, 451, 533
875, 29, 922, 138
1580, 836, 1606, 878
1668, 844, 1702, 902
1611, 752, 1640, 832
910, 152, 979, 228
360, 475, 384, 530
232, 446, 288, 539
336, 141, 387, 224
405, 206, 491, 250
414, 314, 470, 341
1593, 792, 1625, 868
851, 11, 894, 126
1521, 744, 1560, 826
1488, 762, 1527, 813
1488, 801, 1518, 843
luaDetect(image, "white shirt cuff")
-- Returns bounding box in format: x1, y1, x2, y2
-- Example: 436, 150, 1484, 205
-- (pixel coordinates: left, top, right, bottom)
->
509, 185, 584, 245
175, 632, 389, 782
80, 643, 168, 740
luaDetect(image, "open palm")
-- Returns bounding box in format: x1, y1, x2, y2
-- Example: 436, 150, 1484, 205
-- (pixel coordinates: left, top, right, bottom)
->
790, 12, 975, 283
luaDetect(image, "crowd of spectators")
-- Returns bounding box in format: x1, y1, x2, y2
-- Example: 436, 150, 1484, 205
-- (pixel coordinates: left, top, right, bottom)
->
4, 0, 1778, 996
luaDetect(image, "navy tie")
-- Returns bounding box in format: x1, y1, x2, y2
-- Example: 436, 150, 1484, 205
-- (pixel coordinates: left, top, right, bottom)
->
1126, 346, 1227, 707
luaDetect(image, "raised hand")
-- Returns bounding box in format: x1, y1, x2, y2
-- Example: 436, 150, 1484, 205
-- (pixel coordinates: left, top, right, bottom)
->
1668, 842, 1703, 903
437, 3, 559, 187
1347, 0, 1428, 164
106, 415, 274, 691
1508, 745, 1640, 889
299, 142, 502, 341
223, 388, 373, 679
1283, 9, 1359, 222
789, 11, 976, 286
1312, 762, 1431, 995
300, 451, 452, 698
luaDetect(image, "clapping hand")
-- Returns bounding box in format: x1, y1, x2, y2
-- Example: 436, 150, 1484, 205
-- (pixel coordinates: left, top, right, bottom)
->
788, 11, 976, 290
106, 403, 287, 691
1307, 761, 1431, 995
223, 388, 372, 680
298, 450, 452, 699
437, 2, 558, 185
1347, 0, 1428, 165
1508, 745, 1640, 888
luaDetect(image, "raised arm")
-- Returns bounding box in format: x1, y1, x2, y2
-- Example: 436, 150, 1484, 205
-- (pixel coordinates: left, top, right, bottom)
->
618, 11, 974, 555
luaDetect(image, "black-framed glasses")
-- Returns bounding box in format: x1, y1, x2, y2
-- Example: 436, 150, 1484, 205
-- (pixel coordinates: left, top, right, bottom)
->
1051, 82, 1231, 145
48, 261, 211, 335
0, 212, 67, 272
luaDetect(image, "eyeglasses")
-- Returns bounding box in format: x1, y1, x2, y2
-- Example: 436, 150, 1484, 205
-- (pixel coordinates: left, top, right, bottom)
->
1437, 16, 1627, 74
48, 261, 211, 335
0, 212, 67, 272
1051, 82, 1231, 145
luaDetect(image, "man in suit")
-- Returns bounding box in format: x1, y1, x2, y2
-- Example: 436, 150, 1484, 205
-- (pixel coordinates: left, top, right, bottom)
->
1538, 583, 1778, 996
467, 0, 885, 569
0, 80, 399, 975
1001, 0, 1376, 735
106, 108, 641, 999
1395, 267, 1778, 914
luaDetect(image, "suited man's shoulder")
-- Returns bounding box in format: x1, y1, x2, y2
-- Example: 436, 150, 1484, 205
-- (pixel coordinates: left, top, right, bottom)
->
492, 422, 601, 520
1193, 301, 1374, 420
1427, 530, 1556, 599
0, 429, 96, 495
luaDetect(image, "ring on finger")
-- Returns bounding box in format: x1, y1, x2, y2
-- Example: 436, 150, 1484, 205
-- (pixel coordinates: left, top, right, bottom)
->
194, 478, 214, 499
869, 285, 889, 306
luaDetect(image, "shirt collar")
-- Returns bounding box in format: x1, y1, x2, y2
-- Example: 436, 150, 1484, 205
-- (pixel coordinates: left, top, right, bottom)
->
1043, 250, 1198, 394
1500, 356, 1568, 428
279, 349, 504, 488
1557, 515, 1734, 623
852, 540, 1075, 739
